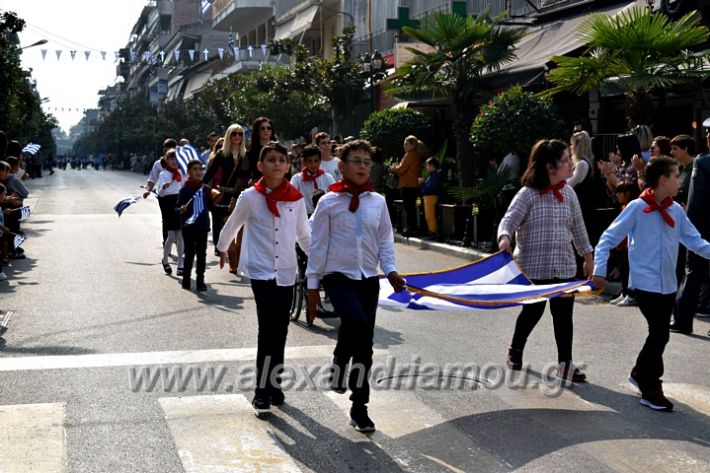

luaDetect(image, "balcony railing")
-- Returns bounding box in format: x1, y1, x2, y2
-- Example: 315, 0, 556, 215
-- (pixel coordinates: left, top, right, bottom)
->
469, 0, 592, 17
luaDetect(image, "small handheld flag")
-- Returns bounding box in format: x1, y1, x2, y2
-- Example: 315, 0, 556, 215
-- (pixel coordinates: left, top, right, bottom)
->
185, 188, 205, 225
14, 233, 26, 250
114, 195, 143, 217
19, 206, 31, 221
22, 143, 41, 156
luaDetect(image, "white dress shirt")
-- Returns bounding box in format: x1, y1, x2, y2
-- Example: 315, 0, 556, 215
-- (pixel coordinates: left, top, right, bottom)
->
306, 190, 397, 289
217, 186, 311, 286
290, 172, 336, 214
148, 159, 163, 184
319, 158, 342, 181
157, 170, 182, 196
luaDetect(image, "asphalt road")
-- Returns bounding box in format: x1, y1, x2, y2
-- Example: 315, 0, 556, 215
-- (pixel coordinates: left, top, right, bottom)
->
0, 169, 708, 473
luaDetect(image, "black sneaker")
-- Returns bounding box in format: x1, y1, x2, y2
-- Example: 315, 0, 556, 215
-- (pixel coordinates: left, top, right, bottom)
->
640, 389, 674, 412
182, 279, 191, 290
269, 389, 285, 406
176, 267, 184, 277
162, 263, 172, 275
507, 346, 523, 371
350, 405, 375, 433
558, 362, 587, 383
196, 278, 207, 291
330, 358, 348, 394
252, 395, 271, 416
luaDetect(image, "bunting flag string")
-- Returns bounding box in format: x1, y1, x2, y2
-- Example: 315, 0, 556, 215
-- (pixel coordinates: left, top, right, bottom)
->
378, 251, 597, 311
69, 50, 76, 60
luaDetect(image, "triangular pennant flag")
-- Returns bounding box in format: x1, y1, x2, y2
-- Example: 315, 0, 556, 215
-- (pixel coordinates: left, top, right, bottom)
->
188, 49, 195, 62
159, 51, 165, 62
101, 51, 107, 60
218, 48, 224, 60
142, 51, 151, 62
114, 51, 120, 61
130, 50, 136, 62
174, 49, 180, 61
232, 46, 239, 59
55, 50, 62, 60
247, 45, 253, 58
41, 49, 47, 60
261, 44, 268, 57
84, 51, 91, 61
202, 48, 209, 61
70, 50, 76, 60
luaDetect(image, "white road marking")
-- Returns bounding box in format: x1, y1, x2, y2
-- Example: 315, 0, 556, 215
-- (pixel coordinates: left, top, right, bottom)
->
0, 402, 66, 473
159, 394, 303, 473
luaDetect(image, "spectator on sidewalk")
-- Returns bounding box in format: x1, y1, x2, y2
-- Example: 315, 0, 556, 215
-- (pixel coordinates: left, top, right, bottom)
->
391, 136, 425, 237
420, 157, 442, 238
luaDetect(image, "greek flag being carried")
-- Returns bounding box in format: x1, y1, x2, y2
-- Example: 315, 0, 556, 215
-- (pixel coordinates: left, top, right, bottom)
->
113, 195, 143, 217
22, 143, 41, 156
379, 251, 596, 311
185, 188, 205, 225
18, 206, 31, 221
14, 233, 26, 250
175, 145, 200, 175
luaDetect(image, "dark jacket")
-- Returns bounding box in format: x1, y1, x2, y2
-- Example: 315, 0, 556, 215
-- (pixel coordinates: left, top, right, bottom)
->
202, 150, 250, 200
686, 153, 710, 239
421, 170, 442, 196
178, 183, 213, 231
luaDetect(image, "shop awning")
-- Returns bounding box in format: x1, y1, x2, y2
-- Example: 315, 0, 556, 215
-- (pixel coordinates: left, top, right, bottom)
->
274, 4, 319, 41
182, 71, 213, 101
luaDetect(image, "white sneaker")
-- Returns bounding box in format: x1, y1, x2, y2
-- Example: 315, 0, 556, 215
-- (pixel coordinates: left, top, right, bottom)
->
617, 295, 638, 306
0, 272, 7, 281
610, 294, 625, 305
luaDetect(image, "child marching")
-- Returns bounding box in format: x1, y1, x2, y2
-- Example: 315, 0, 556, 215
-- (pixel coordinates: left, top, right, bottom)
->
178, 160, 213, 291
290, 144, 336, 216
157, 149, 185, 275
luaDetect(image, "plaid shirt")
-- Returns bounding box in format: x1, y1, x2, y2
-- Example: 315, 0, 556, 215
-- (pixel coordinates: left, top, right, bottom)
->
498, 185, 593, 279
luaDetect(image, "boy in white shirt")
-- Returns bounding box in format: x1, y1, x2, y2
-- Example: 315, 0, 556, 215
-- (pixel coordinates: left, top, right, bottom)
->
218, 142, 311, 416
290, 145, 335, 215
315, 132, 341, 181
306, 140, 406, 433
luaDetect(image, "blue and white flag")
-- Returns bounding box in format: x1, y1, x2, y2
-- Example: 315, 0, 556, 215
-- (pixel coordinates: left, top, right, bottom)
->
114, 195, 143, 217
175, 145, 200, 175
22, 143, 41, 156
379, 251, 596, 311
19, 206, 31, 221
14, 233, 26, 250
185, 188, 205, 225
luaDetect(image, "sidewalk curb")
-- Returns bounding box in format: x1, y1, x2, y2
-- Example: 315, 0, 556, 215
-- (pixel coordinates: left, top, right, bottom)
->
393, 234, 620, 297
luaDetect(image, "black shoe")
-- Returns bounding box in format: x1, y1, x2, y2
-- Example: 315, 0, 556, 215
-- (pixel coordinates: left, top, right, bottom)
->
182, 279, 191, 290
196, 277, 207, 291
162, 263, 172, 275
252, 395, 271, 416
350, 405, 375, 433
507, 346, 523, 371
558, 362, 587, 383
176, 267, 184, 277
269, 389, 285, 406
669, 323, 692, 334
214, 249, 220, 257
330, 357, 348, 394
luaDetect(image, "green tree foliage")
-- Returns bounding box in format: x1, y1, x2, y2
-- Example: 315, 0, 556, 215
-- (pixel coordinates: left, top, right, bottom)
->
545, 7, 710, 127
360, 108, 432, 160
387, 11, 523, 185
470, 85, 566, 160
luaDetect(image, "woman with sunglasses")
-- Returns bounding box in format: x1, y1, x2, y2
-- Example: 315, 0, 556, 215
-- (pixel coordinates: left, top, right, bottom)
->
203, 124, 250, 268
247, 117, 276, 183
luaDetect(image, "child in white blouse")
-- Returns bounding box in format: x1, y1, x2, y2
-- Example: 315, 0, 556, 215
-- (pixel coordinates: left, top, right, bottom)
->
157, 149, 184, 275
217, 142, 310, 416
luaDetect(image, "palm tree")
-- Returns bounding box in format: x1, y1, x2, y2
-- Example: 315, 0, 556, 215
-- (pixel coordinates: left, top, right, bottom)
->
388, 11, 523, 186
545, 7, 710, 127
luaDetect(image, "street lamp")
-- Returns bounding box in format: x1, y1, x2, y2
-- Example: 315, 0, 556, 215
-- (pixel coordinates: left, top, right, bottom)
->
362, 50, 386, 111
19, 39, 48, 51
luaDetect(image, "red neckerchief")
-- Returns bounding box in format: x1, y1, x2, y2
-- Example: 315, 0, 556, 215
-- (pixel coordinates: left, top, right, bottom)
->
253, 178, 302, 218
329, 179, 373, 212
169, 166, 182, 183
301, 167, 325, 189
539, 180, 565, 202
185, 178, 202, 190
640, 188, 675, 228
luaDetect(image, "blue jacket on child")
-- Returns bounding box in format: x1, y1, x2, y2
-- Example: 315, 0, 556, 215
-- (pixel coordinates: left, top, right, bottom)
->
178, 182, 213, 232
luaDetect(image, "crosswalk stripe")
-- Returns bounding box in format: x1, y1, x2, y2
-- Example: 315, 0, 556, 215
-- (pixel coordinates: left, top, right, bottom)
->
0, 345, 341, 372
0, 402, 66, 473
159, 394, 303, 473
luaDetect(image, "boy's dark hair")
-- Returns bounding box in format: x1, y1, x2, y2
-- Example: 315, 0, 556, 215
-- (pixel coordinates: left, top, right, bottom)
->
6, 156, 19, 168
0, 161, 10, 172
207, 132, 220, 139
5, 140, 21, 158
163, 138, 177, 150
0, 182, 6, 195
302, 145, 321, 160
615, 180, 633, 194
258, 141, 289, 162
340, 139, 373, 162
645, 155, 678, 188
653, 136, 672, 156
521, 139, 569, 189
187, 159, 203, 170
670, 134, 696, 156
315, 132, 330, 146
425, 157, 439, 168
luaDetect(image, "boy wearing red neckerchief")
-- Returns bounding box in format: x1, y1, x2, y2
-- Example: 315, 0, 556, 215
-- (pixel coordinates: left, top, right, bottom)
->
290, 144, 335, 216
306, 140, 406, 433
594, 155, 710, 412
217, 142, 311, 416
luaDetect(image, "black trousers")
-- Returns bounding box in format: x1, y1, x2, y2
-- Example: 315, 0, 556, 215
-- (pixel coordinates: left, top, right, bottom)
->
402, 187, 419, 235
674, 250, 708, 331
250, 279, 293, 396
511, 278, 575, 363
634, 290, 675, 392
181, 227, 208, 279
323, 273, 380, 406
210, 207, 225, 248
157, 196, 170, 244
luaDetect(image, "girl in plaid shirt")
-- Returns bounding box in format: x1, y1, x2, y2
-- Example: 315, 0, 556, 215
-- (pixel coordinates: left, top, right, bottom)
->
498, 139, 594, 382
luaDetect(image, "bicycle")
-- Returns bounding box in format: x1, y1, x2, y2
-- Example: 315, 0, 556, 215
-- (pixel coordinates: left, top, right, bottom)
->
290, 246, 338, 326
